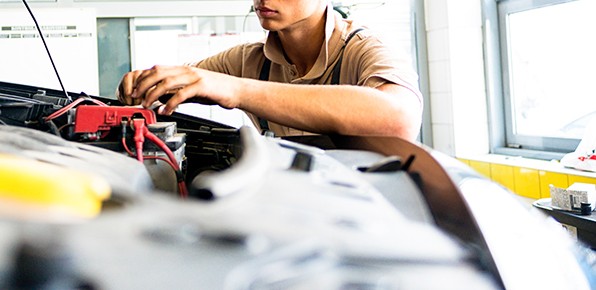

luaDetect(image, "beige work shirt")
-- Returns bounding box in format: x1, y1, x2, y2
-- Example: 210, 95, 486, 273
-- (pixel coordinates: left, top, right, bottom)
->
195, 5, 422, 137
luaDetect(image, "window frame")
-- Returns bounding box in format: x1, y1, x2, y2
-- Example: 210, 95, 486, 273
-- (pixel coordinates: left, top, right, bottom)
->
483, 0, 582, 160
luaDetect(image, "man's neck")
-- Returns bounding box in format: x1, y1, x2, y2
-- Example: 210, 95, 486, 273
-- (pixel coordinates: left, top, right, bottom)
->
277, 10, 327, 76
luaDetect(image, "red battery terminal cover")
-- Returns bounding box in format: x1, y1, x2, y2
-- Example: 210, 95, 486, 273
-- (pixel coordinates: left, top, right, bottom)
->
73, 106, 157, 133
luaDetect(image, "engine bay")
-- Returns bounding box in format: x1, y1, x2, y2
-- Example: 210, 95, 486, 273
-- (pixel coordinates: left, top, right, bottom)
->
0, 81, 593, 290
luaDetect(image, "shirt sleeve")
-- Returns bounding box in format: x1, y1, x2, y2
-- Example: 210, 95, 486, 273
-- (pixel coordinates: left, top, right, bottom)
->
342, 30, 423, 102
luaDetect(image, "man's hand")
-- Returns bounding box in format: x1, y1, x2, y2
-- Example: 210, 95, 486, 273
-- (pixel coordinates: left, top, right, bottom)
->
116, 69, 144, 106
115, 65, 241, 114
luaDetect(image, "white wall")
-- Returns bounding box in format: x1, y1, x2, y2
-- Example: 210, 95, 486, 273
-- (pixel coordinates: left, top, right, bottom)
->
424, 0, 490, 158
0, 1, 253, 17
0, 7, 99, 94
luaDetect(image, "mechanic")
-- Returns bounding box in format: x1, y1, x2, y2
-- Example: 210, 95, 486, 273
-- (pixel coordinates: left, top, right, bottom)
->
116, 0, 423, 142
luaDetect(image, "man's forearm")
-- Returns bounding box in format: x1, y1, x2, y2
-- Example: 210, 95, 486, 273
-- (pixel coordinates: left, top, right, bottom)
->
236, 78, 422, 140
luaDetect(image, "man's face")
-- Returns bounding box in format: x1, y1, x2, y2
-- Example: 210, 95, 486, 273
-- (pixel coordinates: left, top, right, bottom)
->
253, 0, 326, 32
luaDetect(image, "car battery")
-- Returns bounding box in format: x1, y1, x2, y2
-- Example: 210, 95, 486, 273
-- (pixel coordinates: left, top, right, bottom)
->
143, 122, 187, 193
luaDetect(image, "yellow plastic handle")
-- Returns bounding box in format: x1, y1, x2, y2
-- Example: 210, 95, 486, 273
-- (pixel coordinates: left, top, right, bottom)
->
0, 154, 111, 220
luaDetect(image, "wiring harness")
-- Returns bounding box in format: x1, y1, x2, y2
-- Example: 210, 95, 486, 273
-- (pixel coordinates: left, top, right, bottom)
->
44, 98, 189, 198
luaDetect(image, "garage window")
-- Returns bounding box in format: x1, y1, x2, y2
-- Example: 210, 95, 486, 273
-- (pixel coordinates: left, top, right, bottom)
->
488, 0, 596, 158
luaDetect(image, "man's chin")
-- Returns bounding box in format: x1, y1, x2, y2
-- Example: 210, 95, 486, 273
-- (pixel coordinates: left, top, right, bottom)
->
258, 20, 283, 32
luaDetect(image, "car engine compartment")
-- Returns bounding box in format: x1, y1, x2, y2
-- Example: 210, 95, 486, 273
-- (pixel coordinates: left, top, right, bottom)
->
0, 81, 593, 290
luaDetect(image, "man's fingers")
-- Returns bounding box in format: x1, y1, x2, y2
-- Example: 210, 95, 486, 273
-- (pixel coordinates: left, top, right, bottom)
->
133, 66, 179, 102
